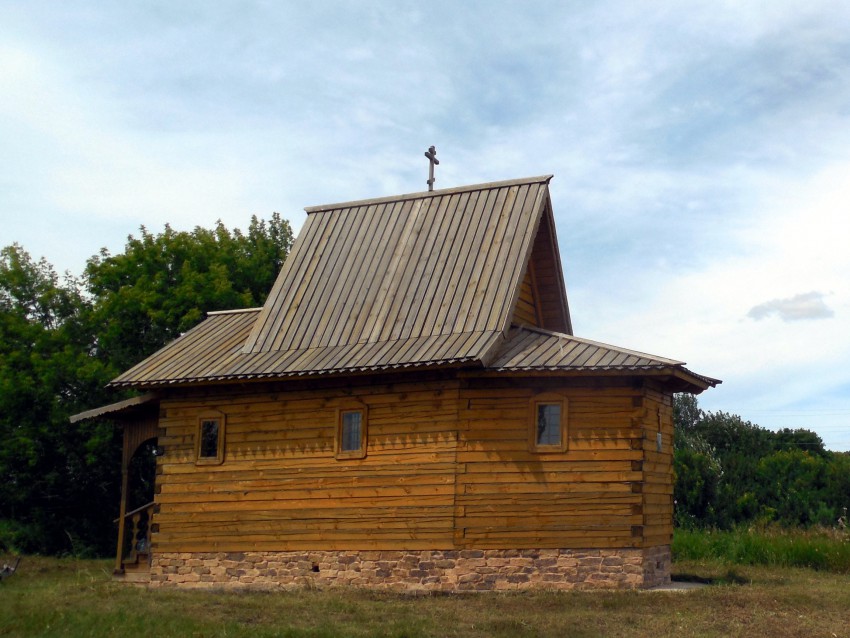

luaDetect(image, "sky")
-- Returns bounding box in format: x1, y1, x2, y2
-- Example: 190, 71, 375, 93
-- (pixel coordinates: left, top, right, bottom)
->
2, 1, 849, 450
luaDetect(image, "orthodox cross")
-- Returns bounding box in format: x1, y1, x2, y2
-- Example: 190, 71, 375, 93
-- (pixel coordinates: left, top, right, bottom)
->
424, 145, 439, 191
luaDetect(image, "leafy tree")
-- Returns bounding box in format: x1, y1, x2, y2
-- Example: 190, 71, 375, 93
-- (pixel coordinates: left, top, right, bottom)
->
85, 214, 292, 372
673, 393, 702, 433
673, 394, 722, 527
673, 394, 848, 530
824, 452, 850, 522
773, 427, 828, 457
0, 245, 116, 554
674, 447, 722, 528
756, 449, 828, 525
0, 214, 293, 555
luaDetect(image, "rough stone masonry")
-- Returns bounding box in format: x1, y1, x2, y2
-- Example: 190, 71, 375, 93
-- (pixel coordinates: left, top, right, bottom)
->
148, 546, 671, 591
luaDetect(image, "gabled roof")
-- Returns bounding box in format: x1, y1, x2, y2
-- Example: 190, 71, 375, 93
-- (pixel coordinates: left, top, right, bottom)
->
113, 176, 570, 386
243, 175, 569, 354
109, 175, 718, 392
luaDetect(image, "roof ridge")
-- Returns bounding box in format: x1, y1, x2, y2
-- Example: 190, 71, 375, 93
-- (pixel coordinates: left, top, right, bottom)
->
509, 324, 685, 366
304, 175, 554, 213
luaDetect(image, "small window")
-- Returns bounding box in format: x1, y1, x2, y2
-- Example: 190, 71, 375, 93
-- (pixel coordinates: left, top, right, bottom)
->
341, 411, 362, 452
529, 395, 567, 452
196, 411, 225, 465
536, 404, 561, 446
335, 404, 367, 459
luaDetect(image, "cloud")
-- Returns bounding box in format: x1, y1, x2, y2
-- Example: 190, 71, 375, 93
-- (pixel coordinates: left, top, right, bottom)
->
747, 291, 834, 322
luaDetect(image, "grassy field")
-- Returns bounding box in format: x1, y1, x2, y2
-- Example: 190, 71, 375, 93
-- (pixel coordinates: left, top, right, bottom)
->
2, 554, 848, 638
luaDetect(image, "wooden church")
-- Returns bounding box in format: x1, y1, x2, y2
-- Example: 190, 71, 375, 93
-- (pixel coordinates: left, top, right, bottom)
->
74, 174, 718, 590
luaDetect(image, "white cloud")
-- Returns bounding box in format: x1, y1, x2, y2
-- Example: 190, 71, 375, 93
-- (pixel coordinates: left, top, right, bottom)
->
748, 292, 834, 322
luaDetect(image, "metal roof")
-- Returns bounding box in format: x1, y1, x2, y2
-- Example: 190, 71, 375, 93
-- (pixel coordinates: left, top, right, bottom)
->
486, 326, 719, 388
69, 392, 159, 423
110, 308, 502, 386
242, 175, 565, 353
108, 175, 717, 391
489, 326, 682, 370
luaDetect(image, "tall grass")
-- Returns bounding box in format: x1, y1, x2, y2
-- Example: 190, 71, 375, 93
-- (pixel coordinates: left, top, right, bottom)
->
673, 526, 850, 573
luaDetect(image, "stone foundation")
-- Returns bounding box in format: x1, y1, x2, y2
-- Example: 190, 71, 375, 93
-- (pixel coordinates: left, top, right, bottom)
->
149, 546, 670, 591
641, 544, 671, 587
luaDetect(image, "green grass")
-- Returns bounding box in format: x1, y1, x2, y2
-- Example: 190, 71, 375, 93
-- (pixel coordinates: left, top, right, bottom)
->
672, 526, 850, 573
2, 551, 850, 637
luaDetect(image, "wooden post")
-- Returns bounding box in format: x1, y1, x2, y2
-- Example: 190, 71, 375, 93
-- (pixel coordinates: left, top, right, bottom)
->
114, 426, 130, 575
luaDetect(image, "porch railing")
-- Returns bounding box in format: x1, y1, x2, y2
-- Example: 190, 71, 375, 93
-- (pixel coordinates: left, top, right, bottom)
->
114, 501, 155, 571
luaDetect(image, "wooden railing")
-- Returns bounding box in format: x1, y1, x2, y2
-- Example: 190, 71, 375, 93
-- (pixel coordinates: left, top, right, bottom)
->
114, 502, 154, 571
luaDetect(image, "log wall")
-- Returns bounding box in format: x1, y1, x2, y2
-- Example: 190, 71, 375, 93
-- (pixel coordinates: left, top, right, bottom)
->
153, 378, 462, 554
150, 373, 675, 556
511, 268, 541, 327
637, 381, 675, 547
455, 377, 656, 550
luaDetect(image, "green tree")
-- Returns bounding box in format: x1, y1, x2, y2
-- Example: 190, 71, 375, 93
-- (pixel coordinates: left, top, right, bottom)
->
673, 446, 722, 528
694, 410, 777, 527
773, 427, 828, 457
85, 214, 292, 371
0, 214, 293, 555
673, 394, 848, 530
673, 393, 702, 433
673, 394, 722, 527
0, 245, 116, 554
756, 449, 829, 525
824, 452, 850, 523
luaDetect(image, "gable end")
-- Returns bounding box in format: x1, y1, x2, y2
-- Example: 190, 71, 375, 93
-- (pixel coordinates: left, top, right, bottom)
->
506, 192, 572, 335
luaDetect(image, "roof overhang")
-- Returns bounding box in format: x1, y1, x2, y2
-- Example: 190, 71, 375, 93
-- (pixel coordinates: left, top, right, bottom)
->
109, 358, 485, 389
69, 392, 159, 424
459, 366, 720, 394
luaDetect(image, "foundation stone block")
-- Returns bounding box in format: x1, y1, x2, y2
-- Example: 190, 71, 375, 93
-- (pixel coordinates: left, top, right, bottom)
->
147, 546, 671, 591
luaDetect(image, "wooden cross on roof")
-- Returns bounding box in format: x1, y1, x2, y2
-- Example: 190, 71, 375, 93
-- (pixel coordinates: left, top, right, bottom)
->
424, 145, 439, 191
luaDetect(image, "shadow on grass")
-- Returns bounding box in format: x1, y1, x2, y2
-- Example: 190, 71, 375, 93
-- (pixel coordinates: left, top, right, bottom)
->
673, 568, 751, 586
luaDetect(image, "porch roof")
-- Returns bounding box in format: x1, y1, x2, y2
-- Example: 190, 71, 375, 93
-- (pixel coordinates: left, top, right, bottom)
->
69, 392, 159, 423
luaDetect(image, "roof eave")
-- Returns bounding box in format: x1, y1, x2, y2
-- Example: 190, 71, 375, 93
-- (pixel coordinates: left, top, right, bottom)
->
69, 392, 159, 423
106, 357, 486, 389
462, 365, 721, 393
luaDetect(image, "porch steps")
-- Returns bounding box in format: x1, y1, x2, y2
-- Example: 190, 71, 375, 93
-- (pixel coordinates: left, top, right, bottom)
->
116, 552, 150, 584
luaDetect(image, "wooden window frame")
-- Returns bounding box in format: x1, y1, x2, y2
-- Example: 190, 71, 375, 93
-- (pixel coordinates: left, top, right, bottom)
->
335, 402, 368, 460
528, 393, 568, 453
195, 410, 226, 465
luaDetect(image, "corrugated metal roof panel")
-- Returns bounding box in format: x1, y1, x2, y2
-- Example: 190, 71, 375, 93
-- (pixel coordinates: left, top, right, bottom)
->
243, 176, 553, 354
484, 326, 719, 388
488, 326, 687, 371
69, 392, 158, 423
109, 306, 501, 387
110, 309, 261, 386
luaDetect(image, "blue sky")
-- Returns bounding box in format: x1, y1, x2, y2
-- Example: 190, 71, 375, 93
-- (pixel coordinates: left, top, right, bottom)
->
2, 1, 849, 449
